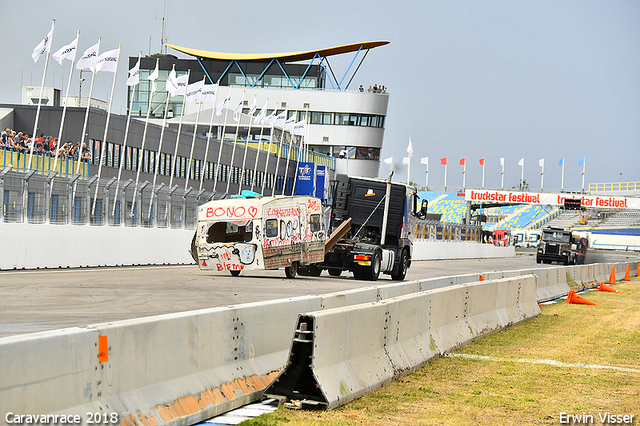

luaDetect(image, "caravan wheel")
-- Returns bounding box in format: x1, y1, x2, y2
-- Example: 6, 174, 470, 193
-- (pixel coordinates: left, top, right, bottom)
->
285, 262, 298, 279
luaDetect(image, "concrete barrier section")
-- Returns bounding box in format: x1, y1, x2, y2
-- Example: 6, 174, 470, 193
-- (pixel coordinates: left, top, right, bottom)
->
265, 276, 540, 409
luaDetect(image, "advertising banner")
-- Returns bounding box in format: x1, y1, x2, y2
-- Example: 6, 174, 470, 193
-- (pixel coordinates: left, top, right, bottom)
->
315, 165, 326, 199
465, 189, 640, 209
294, 162, 315, 196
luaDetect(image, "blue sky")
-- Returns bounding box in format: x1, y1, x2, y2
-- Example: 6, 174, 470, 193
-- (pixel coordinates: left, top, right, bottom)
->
1, 0, 638, 191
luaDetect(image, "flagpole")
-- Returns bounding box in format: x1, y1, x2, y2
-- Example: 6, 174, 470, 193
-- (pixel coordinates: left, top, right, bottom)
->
238, 96, 257, 194
540, 160, 544, 191
581, 158, 586, 192
500, 158, 505, 190
113, 52, 141, 219
131, 58, 158, 216
224, 90, 245, 196
462, 161, 466, 188
186, 75, 206, 192
250, 99, 268, 192
92, 44, 121, 218
481, 162, 485, 189
53, 28, 79, 176
76, 38, 101, 176
425, 160, 429, 189
262, 109, 278, 196
561, 160, 565, 192
168, 70, 190, 190
28, 19, 55, 172
277, 109, 290, 196
291, 113, 307, 195
199, 79, 219, 192
444, 164, 448, 192
213, 92, 231, 195
281, 113, 298, 196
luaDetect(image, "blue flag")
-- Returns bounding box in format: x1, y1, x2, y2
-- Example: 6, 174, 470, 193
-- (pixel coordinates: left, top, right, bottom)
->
558, 158, 564, 166
578, 158, 585, 166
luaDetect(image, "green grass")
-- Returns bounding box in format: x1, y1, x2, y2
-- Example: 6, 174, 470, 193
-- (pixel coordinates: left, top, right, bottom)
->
241, 278, 640, 425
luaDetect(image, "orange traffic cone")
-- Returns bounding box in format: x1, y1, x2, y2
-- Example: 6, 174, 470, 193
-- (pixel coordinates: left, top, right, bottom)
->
637, 263, 640, 278
623, 265, 631, 282
607, 266, 617, 285
566, 289, 598, 306
598, 281, 621, 293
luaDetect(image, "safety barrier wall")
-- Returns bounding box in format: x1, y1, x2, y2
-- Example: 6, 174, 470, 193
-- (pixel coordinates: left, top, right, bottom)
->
1, 262, 637, 424
266, 275, 541, 409
412, 240, 515, 260
0, 222, 195, 269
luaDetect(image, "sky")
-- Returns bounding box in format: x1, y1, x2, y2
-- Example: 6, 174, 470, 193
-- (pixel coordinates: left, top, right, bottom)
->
1, 0, 639, 193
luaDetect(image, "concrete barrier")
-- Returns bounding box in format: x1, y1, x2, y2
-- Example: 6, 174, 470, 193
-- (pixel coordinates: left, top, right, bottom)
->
265, 275, 540, 409
412, 240, 515, 260
2, 262, 635, 423
0, 222, 195, 270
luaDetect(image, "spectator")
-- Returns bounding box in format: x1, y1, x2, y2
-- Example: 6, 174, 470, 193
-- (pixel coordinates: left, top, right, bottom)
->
373, 84, 378, 93
368, 85, 372, 92
1, 127, 10, 146
358, 85, 364, 92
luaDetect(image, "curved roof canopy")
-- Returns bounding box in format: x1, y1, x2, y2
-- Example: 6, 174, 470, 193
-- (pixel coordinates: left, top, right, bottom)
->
166, 41, 389, 62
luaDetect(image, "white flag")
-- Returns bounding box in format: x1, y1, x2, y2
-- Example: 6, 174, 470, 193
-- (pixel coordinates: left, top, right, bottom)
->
147, 61, 159, 92
293, 120, 306, 136
233, 92, 245, 121
166, 69, 179, 94
406, 138, 413, 156
518, 158, 524, 167
274, 110, 287, 128
185, 80, 204, 104
383, 157, 393, 165
201, 83, 218, 103
254, 100, 268, 124
402, 157, 410, 165
126, 56, 140, 86
76, 42, 99, 71
538, 158, 544, 168
284, 114, 296, 132
420, 157, 429, 166
52, 34, 78, 65
500, 157, 505, 167
94, 48, 119, 73
31, 21, 54, 63
265, 109, 278, 126
216, 94, 231, 116
174, 74, 188, 96
248, 95, 257, 115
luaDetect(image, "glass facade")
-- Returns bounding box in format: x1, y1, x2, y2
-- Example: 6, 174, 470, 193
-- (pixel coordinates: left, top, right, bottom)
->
130, 69, 188, 117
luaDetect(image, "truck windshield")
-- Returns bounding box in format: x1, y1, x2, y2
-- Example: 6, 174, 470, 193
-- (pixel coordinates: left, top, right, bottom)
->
542, 230, 571, 243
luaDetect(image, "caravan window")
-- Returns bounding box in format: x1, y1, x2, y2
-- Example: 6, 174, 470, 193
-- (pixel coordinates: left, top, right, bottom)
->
265, 219, 278, 237
310, 214, 321, 232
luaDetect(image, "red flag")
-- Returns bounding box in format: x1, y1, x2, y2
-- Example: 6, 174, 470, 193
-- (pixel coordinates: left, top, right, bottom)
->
459, 158, 466, 166
440, 158, 447, 165
479, 158, 485, 166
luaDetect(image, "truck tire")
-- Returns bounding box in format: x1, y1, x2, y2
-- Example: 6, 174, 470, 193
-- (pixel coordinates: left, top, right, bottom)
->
230, 270, 241, 277
536, 257, 541, 264
364, 252, 381, 281
285, 262, 298, 279
391, 250, 409, 281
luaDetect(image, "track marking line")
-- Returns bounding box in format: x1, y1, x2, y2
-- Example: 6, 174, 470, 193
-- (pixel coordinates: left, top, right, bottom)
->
447, 353, 640, 374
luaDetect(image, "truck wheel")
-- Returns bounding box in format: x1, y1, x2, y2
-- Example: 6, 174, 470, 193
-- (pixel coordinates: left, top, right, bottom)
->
308, 264, 323, 276
536, 257, 541, 264
365, 252, 381, 281
352, 265, 365, 280
285, 262, 298, 279
328, 269, 342, 277
391, 250, 409, 281
230, 270, 241, 277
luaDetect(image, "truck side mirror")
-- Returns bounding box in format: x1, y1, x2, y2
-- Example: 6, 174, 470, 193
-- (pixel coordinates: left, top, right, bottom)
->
415, 198, 428, 220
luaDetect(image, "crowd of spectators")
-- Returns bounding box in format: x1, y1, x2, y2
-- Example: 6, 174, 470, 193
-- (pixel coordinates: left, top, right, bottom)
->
0, 127, 90, 160
358, 84, 387, 93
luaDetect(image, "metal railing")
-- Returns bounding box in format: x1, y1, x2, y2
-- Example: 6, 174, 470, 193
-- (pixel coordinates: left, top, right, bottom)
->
588, 182, 640, 192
